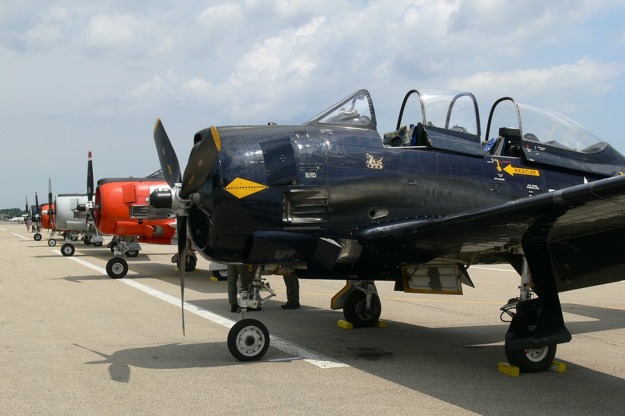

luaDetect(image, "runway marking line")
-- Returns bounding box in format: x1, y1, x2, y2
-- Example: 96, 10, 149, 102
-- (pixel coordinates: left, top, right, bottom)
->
12, 232, 30, 240
52, 249, 348, 369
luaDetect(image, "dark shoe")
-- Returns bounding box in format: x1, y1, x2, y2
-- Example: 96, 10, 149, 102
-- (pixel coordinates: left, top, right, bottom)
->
230, 304, 238, 313
281, 302, 300, 310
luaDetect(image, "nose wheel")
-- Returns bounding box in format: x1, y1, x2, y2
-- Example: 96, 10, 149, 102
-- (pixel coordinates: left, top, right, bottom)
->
61, 243, 75, 257
106, 257, 129, 279
227, 318, 270, 361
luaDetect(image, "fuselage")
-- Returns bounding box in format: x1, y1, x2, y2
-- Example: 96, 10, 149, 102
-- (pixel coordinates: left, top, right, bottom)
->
189, 124, 609, 267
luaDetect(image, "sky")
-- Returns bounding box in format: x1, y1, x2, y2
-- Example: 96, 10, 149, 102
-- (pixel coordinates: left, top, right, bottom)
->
2, 0, 625, 210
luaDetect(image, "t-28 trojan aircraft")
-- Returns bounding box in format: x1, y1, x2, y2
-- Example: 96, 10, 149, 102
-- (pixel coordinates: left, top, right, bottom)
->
149, 88, 625, 372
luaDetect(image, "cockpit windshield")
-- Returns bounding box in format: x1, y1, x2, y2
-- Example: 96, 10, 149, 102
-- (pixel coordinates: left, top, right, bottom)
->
396, 89, 481, 137
486, 98, 604, 153
305, 89, 377, 130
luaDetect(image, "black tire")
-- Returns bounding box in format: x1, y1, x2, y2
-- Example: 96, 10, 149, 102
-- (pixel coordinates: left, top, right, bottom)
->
83, 236, 91, 245
93, 241, 103, 247
48, 239, 57, 247
185, 255, 197, 272
34, 233, 42, 241
106, 257, 128, 279
125, 250, 139, 258
227, 318, 270, 362
176, 255, 197, 272
61, 243, 75, 257
212, 269, 228, 280
343, 290, 381, 328
505, 343, 557, 373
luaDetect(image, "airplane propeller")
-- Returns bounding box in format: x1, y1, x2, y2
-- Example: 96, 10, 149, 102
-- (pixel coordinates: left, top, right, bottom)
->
34, 192, 40, 227
150, 118, 221, 335
48, 178, 56, 231
85, 151, 95, 229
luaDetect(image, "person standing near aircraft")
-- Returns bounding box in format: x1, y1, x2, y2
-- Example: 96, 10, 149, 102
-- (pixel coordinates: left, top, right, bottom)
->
281, 273, 300, 309
228, 264, 253, 312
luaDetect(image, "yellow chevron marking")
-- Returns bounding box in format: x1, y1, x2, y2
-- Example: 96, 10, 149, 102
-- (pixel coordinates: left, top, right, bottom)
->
225, 177, 268, 199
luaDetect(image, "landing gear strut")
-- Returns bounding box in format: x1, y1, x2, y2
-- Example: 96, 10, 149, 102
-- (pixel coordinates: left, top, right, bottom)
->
227, 266, 276, 361
501, 257, 570, 373
105, 238, 139, 278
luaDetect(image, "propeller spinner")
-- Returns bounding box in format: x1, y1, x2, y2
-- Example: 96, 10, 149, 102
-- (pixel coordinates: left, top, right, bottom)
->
150, 118, 221, 334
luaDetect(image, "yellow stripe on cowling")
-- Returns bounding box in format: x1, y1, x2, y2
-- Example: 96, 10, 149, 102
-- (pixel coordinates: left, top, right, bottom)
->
211, 126, 221, 151
225, 177, 268, 199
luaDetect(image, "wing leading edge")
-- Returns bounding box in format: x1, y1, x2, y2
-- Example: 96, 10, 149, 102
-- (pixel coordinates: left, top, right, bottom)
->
359, 174, 625, 292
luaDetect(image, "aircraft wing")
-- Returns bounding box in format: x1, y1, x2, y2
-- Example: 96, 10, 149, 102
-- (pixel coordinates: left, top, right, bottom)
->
359, 174, 625, 292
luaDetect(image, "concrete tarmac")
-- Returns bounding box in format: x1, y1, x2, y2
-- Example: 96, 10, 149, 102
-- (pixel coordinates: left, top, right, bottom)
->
1, 222, 625, 415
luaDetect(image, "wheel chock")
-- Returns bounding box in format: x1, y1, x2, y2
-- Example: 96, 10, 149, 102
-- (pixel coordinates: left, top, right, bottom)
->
209, 276, 219, 282
550, 361, 567, 373
337, 320, 353, 329
498, 362, 520, 377
337, 320, 385, 329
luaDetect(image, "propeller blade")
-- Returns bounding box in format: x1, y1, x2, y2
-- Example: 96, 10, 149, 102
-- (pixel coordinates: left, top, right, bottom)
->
178, 216, 187, 336
48, 178, 52, 208
180, 126, 221, 198
48, 178, 55, 229
87, 151, 94, 202
34, 192, 40, 228
153, 119, 182, 188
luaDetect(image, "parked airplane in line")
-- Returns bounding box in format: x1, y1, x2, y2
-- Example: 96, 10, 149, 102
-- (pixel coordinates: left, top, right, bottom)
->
36, 177, 103, 251
149, 88, 625, 372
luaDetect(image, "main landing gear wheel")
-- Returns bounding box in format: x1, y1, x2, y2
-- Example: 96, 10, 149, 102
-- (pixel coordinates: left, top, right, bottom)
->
61, 243, 75, 257
48, 239, 57, 247
106, 257, 128, 279
228, 318, 270, 362
34, 233, 42, 241
343, 290, 382, 328
505, 343, 557, 373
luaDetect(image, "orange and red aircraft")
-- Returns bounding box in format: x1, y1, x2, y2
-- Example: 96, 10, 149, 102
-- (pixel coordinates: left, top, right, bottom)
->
85, 151, 214, 279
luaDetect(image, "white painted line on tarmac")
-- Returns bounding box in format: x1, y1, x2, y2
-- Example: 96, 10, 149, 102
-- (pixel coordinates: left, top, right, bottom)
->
470, 266, 517, 273
12, 232, 30, 240
52, 249, 348, 369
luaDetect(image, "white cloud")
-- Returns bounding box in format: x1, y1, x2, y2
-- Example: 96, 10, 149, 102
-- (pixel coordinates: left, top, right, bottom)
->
456, 59, 620, 104
3, 0, 625, 208
181, 77, 213, 98
124, 75, 166, 99
87, 14, 141, 48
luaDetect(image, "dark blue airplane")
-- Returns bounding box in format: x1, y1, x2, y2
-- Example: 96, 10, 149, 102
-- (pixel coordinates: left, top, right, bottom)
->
150, 88, 625, 372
